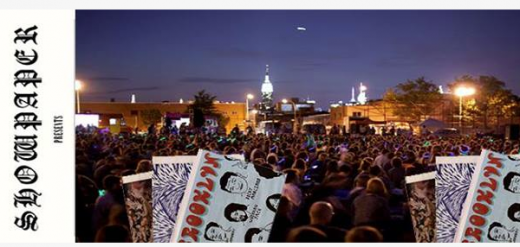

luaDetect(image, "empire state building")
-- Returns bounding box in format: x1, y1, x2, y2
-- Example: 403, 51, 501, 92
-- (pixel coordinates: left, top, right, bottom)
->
261, 64, 273, 111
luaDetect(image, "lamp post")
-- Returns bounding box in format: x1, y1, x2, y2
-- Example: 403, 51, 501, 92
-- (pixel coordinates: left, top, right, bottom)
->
454, 86, 476, 132
246, 94, 254, 122
75, 80, 82, 114
282, 98, 297, 133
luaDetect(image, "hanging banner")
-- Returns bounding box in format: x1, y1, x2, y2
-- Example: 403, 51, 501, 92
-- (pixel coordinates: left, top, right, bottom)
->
455, 151, 520, 243
171, 150, 285, 243
121, 171, 153, 243
435, 156, 479, 243
405, 171, 436, 243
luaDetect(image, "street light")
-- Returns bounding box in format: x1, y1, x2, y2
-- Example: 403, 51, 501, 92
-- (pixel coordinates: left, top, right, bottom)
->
454, 86, 476, 131
282, 98, 298, 133
75, 80, 82, 114
246, 94, 254, 121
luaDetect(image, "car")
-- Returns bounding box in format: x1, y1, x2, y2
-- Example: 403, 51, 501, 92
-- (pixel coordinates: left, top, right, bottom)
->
433, 128, 460, 138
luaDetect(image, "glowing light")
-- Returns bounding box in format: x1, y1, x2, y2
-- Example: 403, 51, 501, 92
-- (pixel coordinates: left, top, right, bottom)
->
357, 82, 367, 105
297, 27, 307, 31
247, 94, 254, 100
75, 80, 82, 91
455, 86, 476, 97
282, 99, 288, 104
75, 114, 99, 127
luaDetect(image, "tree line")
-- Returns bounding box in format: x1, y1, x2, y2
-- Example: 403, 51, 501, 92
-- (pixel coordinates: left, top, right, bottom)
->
383, 75, 520, 131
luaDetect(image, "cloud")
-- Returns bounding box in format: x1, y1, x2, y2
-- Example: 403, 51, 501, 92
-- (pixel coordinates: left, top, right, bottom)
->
211, 48, 265, 59
374, 56, 421, 67
88, 86, 161, 95
87, 76, 130, 82
291, 61, 330, 71
178, 77, 257, 84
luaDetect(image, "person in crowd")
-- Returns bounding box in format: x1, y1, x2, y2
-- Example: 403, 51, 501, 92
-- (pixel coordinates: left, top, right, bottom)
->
308, 201, 347, 242
94, 225, 131, 242
282, 169, 303, 208
135, 159, 152, 173
92, 175, 124, 232
305, 152, 328, 183
352, 178, 391, 229
368, 165, 393, 191
268, 196, 294, 242
345, 173, 370, 212
388, 157, 405, 189
345, 226, 383, 242
373, 149, 390, 169
286, 226, 328, 242
292, 158, 307, 180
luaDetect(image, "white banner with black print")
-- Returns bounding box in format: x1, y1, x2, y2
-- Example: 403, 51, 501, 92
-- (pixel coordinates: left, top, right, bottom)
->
0, 10, 75, 243
171, 150, 286, 243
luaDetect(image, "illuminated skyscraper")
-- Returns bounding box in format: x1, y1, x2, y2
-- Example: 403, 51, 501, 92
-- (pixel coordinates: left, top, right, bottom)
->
357, 82, 367, 105
261, 64, 273, 111
350, 87, 357, 104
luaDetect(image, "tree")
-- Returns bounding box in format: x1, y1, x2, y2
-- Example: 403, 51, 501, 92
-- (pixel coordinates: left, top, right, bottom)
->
140, 109, 162, 126
383, 77, 443, 122
189, 90, 222, 129
449, 75, 518, 130
190, 90, 217, 115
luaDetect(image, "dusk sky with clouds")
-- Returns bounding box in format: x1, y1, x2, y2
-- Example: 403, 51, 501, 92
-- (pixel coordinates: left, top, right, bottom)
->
76, 10, 520, 109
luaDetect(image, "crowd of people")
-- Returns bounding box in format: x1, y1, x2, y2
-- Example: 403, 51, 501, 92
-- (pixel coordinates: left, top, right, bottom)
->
75, 124, 520, 242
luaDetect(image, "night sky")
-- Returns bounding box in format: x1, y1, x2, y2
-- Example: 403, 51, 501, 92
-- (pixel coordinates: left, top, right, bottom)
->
76, 10, 520, 109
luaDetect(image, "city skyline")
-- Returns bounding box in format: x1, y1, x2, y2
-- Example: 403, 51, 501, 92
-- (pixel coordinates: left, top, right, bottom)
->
76, 10, 520, 109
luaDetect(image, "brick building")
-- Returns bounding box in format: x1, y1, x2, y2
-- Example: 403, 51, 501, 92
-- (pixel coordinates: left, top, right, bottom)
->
79, 101, 247, 133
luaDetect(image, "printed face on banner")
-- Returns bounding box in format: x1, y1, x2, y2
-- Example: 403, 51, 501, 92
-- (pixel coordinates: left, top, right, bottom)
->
122, 172, 153, 243
504, 172, 520, 193
455, 151, 520, 243
509, 204, 520, 222
221, 172, 248, 194
487, 222, 518, 242
171, 150, 285, 243
204, 222, 234, 242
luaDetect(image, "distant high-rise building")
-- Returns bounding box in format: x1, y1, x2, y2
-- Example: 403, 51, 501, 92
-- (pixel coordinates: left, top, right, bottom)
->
357, 82, 367, 105
261, 64, 273, 111
350, 87, 357, 104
